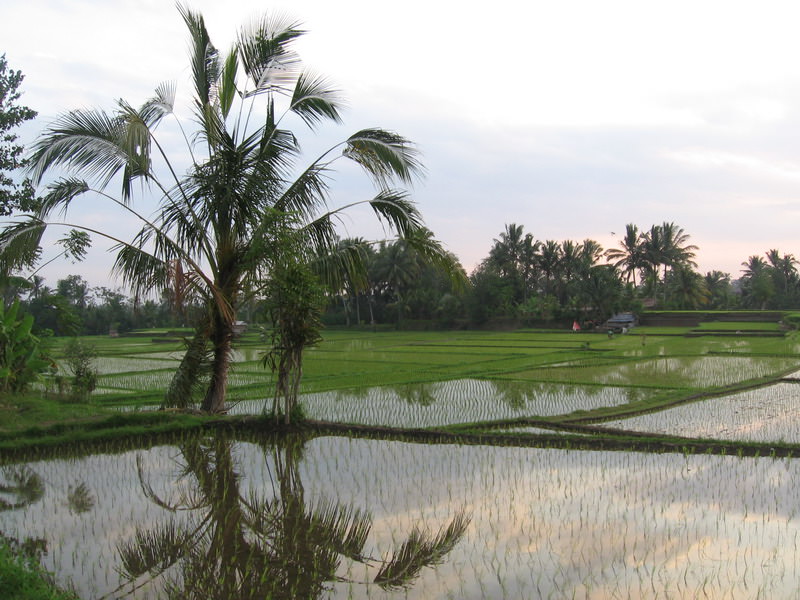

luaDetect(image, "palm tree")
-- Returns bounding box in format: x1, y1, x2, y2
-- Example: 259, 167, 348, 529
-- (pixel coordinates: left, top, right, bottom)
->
13, 6, 447, 413
537, 240, 561, 296
639, 223, 697, 305
765, 249, 798, 301
640, 224, 664, 293
667, 265, 709, 309
659, 222, 698, 277
740, 256, 774, 309
605, 224, 643, 285
704, 270, 732, 309
488, 223, 535, 304
488, 223, 526, 279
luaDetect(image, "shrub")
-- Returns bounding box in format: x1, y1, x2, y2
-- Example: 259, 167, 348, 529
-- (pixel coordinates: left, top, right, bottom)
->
62, 338, 98, 402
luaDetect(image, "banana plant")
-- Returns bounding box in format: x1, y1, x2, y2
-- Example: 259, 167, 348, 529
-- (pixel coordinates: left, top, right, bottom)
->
0, 299, 52, 393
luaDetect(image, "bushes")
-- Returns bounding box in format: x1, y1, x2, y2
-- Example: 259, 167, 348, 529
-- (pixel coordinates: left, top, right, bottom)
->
0, 535, 78, 600
62, 339, 97, 402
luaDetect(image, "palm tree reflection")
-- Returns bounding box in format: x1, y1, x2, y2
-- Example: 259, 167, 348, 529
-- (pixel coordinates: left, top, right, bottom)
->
118, 435, 469, 599
0, 466, 43, 511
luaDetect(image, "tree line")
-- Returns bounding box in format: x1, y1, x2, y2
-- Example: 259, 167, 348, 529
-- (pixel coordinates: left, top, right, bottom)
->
8, 223, 800, 340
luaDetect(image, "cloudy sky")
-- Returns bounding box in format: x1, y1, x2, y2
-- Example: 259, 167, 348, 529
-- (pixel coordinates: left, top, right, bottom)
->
5, 0, 800, 287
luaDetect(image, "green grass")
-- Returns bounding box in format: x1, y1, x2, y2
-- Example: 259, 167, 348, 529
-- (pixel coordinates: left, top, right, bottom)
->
694, 321, 783, 331
0, 537, 77, 600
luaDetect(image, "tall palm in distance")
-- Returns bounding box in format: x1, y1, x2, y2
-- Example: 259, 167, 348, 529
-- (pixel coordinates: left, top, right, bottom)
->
605, 224, 644, 286
16, 5, 448, 413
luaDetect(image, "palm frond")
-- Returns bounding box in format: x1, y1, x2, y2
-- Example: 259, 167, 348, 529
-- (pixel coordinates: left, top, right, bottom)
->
38, 177, 90, 218
311, 238, 369, 291
140, 81, 177, 125
306, 497, 372, 562
218, 48, 239, 119
111, 241, 169, 299
374, 512, 470, 590
401, 228, 468, 291
238, 14, 304, 96
0, 218, 46, 273
343, 129, 424, 187
367, 189, 424, 238
117, 521, 193, 580
163, 325, 212, 410
290, 71, 343, 128
296, 212, 339, 258
27, 108, 128, 189
273, 159, 330, 218
178, 3, 220, 110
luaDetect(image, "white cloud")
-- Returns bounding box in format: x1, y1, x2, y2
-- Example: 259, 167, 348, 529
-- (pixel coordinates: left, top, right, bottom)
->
6, 0, 800, 285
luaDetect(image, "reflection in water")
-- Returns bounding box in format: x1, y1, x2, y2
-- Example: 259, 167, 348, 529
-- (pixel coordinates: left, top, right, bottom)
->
602, 381, 800, 442
0, 466, 43, 510
229, 379, 642, 426
596, 356, 799, 388
390, 384, 436, 406
115, 436, 469, 599
7, 436, 800, 598
66, 482, 94, 515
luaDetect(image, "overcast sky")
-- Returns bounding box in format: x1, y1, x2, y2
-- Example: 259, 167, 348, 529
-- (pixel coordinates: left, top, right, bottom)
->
5, 0, 800, 288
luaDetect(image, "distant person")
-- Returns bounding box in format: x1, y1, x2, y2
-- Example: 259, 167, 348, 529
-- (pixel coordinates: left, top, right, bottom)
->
572, 320, 581, 332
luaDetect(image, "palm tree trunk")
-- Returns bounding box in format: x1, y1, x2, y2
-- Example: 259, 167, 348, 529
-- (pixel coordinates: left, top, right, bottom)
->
368, 293, 376, 331
163, 315, 211, 409
201, 317, 233, 413
342, 296, 350, 327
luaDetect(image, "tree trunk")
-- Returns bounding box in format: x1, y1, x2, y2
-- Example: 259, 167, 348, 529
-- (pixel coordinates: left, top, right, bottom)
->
201, 317, 233, 413
163, 319, 210, 409
368, 293, 376, 331
342, 295, 350, 327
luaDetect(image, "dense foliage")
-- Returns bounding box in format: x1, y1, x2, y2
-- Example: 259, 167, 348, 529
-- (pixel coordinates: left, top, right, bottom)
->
0, 55, 37, 219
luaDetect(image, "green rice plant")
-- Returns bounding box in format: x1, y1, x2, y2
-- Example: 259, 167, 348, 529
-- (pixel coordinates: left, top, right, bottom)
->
600, 382, 800, 443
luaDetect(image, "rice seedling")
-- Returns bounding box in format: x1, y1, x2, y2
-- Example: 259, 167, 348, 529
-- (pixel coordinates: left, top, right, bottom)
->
600, 382, 800, 443
227, 379, 647, 427
5, 435, 800, 599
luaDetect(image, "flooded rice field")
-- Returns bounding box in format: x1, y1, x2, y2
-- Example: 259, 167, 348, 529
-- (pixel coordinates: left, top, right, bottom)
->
227, 379, 653, 426
602, 381, 800, 443
3, 434, 800, 599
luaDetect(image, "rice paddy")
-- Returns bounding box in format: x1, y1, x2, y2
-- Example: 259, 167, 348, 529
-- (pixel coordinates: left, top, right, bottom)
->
5, 436, 800, 599
5, 320, 800, 598
601, 382, 800, 443
228, 380, 649, 427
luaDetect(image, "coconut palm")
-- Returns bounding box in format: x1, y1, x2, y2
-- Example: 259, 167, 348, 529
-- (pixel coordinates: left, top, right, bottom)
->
605, 224, 644, 285
487, 223, 538, 304
537, 240, 561, 297
639, 223, 697, 305
765, 249, 798, 301
740, 255, 774, 309
12, 6, 447, 413
659, 222, 698, 277
704, 270, 733, 309
667, 265, 709, 309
